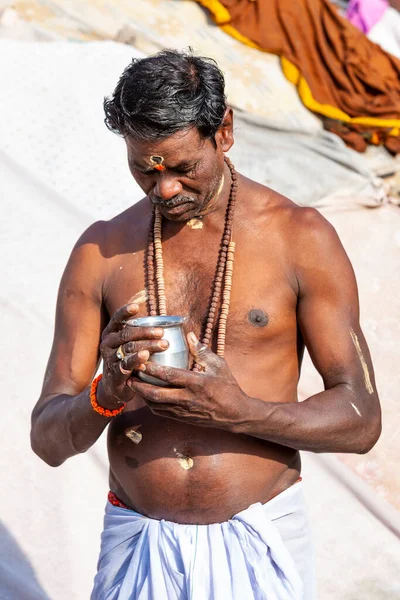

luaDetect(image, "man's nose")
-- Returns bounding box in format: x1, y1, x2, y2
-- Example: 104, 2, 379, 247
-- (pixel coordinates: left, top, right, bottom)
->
153, 174, 183, 201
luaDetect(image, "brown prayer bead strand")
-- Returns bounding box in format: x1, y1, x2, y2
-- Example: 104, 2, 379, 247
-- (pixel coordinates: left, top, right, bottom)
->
199, 261, 229, 349
217, 242, 236, 356
200, 159, 237, 349
154, 207, 167, 316
196, 164, 237, 367
146, 157, 238, 370
146, 209, 158, 316
215, 160, 237, 356
198, 273, 225, 358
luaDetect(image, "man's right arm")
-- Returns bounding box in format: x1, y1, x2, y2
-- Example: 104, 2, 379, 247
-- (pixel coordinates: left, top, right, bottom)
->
31, 222, 114, 466
31, 222, 158, 467
32, 217, 171, 467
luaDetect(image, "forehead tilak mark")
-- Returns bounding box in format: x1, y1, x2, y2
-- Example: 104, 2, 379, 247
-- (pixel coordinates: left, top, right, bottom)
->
150, 155, 165, 171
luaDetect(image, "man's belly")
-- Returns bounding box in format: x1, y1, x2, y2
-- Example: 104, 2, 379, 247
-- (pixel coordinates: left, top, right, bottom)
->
107, 400, 300, 524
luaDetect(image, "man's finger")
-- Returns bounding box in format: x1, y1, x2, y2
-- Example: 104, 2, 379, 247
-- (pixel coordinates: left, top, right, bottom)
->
143, 363, 198, 387
128, 378, 188, 403
119, 363, 132, 376
116, 350, 150, 381
102, 303, 139, 338
107, 339, 168, 364
101, 303, 139, 338
122, 350, 150, 371
106, 328, 165, 350
187, 332, 221, 370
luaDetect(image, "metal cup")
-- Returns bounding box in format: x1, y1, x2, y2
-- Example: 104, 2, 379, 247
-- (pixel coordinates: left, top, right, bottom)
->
125, 315, 189, 387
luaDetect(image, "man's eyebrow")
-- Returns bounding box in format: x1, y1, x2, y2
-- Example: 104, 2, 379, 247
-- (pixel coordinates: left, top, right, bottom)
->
169, 160, 198, 170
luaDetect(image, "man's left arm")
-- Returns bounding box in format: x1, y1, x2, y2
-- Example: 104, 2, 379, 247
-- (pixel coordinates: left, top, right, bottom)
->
236, 208, 382, 454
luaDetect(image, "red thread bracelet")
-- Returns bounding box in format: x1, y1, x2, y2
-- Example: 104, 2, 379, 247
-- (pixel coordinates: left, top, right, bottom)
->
90, 374, 125, 418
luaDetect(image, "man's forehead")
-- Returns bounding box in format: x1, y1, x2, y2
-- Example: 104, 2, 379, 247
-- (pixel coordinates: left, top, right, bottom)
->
125, 128, 206, 163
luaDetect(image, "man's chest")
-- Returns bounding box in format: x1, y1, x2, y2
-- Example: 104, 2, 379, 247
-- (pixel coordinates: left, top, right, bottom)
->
103, 233, 299, 352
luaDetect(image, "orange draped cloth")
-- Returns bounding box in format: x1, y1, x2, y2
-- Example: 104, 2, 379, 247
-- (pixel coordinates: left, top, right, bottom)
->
196, 0, 400, 153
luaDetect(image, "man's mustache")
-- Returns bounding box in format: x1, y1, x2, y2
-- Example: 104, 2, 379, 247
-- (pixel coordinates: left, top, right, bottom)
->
149, 195, 195, 208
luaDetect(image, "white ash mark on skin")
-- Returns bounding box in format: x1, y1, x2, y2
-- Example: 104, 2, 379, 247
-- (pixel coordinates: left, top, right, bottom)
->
350, 402, 362, 417
125, 426, 143, 444
350, 329, 374, 394
177, 455, 194, 470
186, 218, 203, 230
127, 289, 148, 306
173, 448, 194, 469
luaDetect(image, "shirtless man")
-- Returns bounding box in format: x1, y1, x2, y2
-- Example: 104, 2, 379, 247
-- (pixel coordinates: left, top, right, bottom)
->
31, 50, 381, 600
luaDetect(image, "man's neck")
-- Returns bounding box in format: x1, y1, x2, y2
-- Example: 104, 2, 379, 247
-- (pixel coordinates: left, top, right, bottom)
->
195, 164, 232, 228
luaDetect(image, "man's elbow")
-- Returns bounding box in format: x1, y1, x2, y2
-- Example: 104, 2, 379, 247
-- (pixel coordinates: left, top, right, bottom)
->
30, 428, 64, 467
356, 412, 382, 454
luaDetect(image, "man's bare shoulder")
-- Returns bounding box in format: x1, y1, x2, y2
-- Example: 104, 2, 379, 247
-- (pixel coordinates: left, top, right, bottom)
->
242, 177, 345, 286
243, 175, 334, 240
256, 186, 352, 293
75, 196, 149, 252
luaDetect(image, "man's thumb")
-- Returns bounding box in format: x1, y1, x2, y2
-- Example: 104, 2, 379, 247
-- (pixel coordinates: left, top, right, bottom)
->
187, 332, 215, 369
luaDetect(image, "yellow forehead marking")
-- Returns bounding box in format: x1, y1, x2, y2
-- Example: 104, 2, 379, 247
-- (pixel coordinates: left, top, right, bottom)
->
350, 329, 374, 394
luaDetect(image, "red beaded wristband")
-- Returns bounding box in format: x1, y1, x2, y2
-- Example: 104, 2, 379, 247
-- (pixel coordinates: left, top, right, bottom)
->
90, 374, 125, 418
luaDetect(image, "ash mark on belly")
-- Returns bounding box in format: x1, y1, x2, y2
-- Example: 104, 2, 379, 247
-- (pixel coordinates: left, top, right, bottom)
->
177, 455, 194, 470
248, 309, 269, 327
173, 447, 194, 470
125, 426, 143, 444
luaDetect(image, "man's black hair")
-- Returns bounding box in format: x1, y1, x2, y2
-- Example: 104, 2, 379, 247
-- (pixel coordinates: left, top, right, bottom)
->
103, 49, 227, 141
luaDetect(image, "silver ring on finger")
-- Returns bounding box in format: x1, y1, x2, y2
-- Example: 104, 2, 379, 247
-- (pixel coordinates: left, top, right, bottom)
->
119, 362, 131, 375
116, 345, 125, 361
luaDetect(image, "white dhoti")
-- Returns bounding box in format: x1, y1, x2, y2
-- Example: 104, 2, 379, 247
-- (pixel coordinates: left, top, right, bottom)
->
91, 481, 315, 600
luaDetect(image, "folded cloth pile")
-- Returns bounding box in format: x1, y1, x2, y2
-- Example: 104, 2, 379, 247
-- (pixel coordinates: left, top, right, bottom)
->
196, 0, 400, 153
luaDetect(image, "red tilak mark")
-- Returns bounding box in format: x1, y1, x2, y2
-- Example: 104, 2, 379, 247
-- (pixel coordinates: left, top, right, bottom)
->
154, 164, 166, 171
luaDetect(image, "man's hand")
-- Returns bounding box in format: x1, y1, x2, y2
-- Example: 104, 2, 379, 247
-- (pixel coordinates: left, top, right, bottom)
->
98, 303, 169, 408
128, 332, 247, 430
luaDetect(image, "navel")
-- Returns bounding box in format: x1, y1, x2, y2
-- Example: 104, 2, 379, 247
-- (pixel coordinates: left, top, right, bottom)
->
173, 447, 194, 469
177, 455, 194, 470
248, 309, 269, 327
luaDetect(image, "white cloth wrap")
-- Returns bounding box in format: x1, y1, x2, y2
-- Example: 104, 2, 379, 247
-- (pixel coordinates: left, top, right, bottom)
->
91, 481, 315, 600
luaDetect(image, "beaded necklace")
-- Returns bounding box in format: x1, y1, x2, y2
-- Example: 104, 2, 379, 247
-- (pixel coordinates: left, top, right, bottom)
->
146, 157, 238, 367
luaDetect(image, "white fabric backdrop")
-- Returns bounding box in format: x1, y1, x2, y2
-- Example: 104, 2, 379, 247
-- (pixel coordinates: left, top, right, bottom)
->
0, 40, 399, 600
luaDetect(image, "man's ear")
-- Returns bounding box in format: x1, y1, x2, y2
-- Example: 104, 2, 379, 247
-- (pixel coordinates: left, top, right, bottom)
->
216, 107, 234, 153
